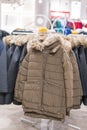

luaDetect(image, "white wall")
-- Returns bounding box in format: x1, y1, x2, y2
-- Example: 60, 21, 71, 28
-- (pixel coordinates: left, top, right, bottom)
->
50, 0, 71, 12
70, 1, 81, 19
1, 0, 87, 32
80, 0, 87, 19
1, 0, 35, 32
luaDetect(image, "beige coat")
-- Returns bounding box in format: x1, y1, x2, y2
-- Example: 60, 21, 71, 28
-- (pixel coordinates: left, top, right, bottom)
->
14, 34, 82, 120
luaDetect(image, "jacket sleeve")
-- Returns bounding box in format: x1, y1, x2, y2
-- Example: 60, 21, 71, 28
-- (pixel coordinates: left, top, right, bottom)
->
62, 49, 73, 115
14, 53, 29, 103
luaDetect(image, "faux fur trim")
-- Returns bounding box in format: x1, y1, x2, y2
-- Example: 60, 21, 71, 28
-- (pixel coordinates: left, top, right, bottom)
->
62, 38, 72, 53
3, 34, 36, 46
27, 33, 63, 53
3, 33, 87, 51
67, 34, 87, 48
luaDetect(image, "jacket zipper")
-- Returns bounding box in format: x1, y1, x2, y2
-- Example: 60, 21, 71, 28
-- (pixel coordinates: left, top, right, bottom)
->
40, 52, 48, 111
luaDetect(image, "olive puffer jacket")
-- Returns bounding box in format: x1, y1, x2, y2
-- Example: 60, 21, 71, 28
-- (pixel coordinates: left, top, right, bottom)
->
14, 34, 82, 120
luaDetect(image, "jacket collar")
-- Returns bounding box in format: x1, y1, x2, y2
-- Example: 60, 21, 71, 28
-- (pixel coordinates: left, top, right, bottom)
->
27, 33, 62, 53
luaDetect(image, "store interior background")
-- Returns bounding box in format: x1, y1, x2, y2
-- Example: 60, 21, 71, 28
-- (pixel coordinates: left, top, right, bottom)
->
0, 0, 87, 33
0, 0, 87, 130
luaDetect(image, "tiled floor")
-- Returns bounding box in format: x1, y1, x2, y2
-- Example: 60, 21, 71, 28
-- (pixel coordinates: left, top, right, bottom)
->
0, 104, 87, 130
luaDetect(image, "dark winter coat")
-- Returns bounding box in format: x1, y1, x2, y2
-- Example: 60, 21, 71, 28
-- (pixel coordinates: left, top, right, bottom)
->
7, 46, 23, 92
0, 30, 9, 104
6, 44, 27, 104
0, 33, 27, 104
73, 46, 87, 105
0, 43, 8, 93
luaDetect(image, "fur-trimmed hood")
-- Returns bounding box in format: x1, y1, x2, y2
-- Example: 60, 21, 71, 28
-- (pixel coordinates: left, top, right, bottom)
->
27, 33, 66, 53
3, 34, 36, 46
67, 34, 87, 48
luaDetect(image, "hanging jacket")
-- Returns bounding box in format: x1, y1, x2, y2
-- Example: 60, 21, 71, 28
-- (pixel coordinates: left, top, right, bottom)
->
69, 50, 82, 108
7, 46, 22, 92
73, 46, 87, 105
13, 44, 27, 105
14, 34, 82, 120
0, 34, 31, 104
6, 44, 27, 104
6, 46, 22, 103
0, 43, 8, 93
0, 30, 9, 104
61, 39, 82, 110
0, 34, 27, 104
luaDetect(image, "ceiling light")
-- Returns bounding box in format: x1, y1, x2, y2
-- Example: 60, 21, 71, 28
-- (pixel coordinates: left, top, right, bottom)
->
38, 0, 43, 4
